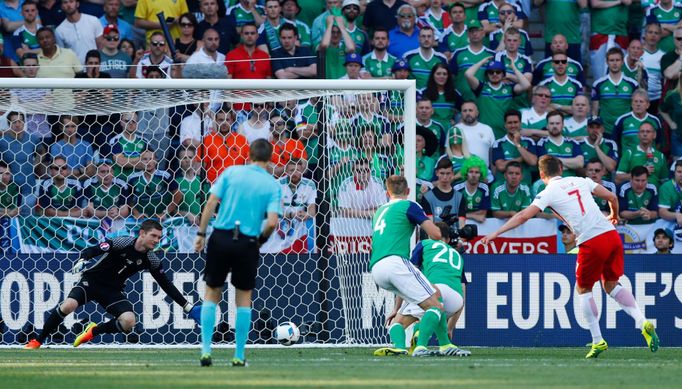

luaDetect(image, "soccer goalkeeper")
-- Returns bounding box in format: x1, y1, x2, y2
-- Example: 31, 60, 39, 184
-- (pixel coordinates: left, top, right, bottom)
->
375, 222, 470, 357
24, 219, 202, 349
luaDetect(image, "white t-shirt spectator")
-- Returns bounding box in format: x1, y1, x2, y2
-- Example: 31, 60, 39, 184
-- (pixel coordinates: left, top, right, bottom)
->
457, 122, 495, 168
135, 53, 173, 78
179, 110, 214, 146
337, 175, 386, 212
56, 14, 103, 64
185, 47, 226, 65
238, 119, 271, 144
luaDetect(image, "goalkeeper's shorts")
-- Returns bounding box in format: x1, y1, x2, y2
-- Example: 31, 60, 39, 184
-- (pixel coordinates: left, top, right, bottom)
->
204, 228, 259, 290
68, 278, 133, 317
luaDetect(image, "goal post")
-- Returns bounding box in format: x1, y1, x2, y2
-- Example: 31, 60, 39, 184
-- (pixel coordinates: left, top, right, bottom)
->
0, 78, 416, 346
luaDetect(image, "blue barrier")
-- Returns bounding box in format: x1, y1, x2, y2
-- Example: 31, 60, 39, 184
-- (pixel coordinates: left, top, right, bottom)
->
0, 253, 680, 346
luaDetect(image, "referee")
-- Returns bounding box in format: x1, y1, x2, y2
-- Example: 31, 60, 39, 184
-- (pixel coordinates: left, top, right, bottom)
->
194, 139, 281, 367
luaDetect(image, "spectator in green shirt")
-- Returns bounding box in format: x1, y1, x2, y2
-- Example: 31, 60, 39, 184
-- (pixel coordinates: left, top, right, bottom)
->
659, 78, 682, 159
618, 165, 659, 225
0, 160, 20, 217
173, 147, 205, 226
658, 159, 682, 226
615, 122, 668, 188
318, 14, 356, 79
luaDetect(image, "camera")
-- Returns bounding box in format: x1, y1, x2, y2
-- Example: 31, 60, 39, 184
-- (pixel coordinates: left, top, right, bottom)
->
439, 205, 478, 243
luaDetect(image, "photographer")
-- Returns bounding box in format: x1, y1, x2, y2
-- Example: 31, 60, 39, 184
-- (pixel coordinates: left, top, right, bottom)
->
419, 158, 467, 230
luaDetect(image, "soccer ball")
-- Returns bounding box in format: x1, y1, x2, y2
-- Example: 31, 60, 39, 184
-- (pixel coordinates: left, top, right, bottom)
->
275, 322, 300, 346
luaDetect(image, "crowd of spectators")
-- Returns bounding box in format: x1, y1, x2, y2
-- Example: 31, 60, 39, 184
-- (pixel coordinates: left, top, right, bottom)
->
0, 0, 681, 246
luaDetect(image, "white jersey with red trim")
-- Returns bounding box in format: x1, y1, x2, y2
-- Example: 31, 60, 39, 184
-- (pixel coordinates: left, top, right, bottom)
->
530, 176, 615, 244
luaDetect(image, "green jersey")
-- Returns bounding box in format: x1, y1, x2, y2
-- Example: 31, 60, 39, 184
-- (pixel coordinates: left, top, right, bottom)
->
370, 199, 429, 269
127, 170, 176, 216
351, 112, 391, 138
362, 51, 397, 78
38, 178, 83, 210
544, 0, 582, 43
491, 135, 537, 186
0, 182, 20, 210
324, 45, 347, 79
491, 183, 532, 212
538, 76, 583, 107
531, 178, 545, 197
346, 25, 369, 55
328, 143, 361, 205
494, 51, 532, 110
613, 112, 662, 152
579, 138, 619, 169
658, 179, 682, 212
83, 177, 129, 210
616, 145, 668, 187
177, 175, 205, 215
533, 56, 585, 85
474, 81, 515, 138
438, 26, 468, 55
537, 137, 583, 176
591, 1, 628, 35
591, 75, 638, 135
454, 181, 491, 212
593, 180, 617, 213
424, 91, 458, 132
646, 5, 682, 53
411, 239, 464, 294
563, 117, 588, 138
108, 133, 147, 179
451, 45, 495, 101
289, 19, 312, 47
520, 107, 547, 132
226, 3, 265, 27
417, 154, 437, 182
404, 49, 448, 90
618, 182, 659, 225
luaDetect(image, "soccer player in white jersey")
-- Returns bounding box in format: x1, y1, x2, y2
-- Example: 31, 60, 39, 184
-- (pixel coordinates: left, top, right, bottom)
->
481, 155, 659, 358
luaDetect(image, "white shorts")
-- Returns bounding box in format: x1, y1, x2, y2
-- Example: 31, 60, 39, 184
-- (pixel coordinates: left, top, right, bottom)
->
371, 255, 435, 304
398, 283, 464, 319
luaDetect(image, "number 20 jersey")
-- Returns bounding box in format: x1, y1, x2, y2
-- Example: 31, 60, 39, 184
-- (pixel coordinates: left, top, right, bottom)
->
531, 176, 615, 245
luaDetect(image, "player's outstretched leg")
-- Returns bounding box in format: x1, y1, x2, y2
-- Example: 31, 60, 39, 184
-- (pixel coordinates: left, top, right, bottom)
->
73, 323, 98, 347
25, 299, 78, 349
232, 306, 251, 367
607, 284, 659, 352
578, 292, 607, 358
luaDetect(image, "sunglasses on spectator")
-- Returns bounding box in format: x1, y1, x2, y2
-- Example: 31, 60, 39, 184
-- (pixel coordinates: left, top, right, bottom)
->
534, 93, 551, 98
553, 59, 568, 64
50, 165, 68, 170
398, 14, 414, 18
180, 22, 193, 27
104, 35, 119, 41
676, 37, 682, 41
151, 41, 166, 47
488, 70, 503, 75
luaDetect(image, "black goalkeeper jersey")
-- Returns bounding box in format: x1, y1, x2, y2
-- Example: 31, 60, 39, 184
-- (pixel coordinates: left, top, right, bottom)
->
80, 236, 188, 307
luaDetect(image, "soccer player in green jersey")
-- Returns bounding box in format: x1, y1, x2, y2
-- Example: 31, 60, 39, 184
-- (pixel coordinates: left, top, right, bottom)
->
379, 222, 471, 357
658, 160, 682, 225
370, 175, 445, 357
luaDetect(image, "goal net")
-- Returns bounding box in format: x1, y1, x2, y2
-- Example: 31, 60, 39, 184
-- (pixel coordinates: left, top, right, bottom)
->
0, 78, 416, 346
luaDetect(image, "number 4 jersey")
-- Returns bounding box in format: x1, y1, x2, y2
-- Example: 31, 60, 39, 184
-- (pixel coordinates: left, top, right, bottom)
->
370, 199, 429, 270
531, 176, 615, 245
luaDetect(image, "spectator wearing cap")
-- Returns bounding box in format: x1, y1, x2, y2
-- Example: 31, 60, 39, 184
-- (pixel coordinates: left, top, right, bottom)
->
558, 224, 578, 254
361, 28, 396, 79
388, 4, 419, 58
448, 18, 494, 102
403, 25, 446, 89
12, 0, 42, 61
226, 22, 272, 79
563, 95, 590, 139
99, 0, 134, 43
197, 0, 239, 56
653, 228, 674, 254
341, 0, 369, 55
99, 23, 132, 78
36, 26, 82, 78
0, 35, 20, 77
438, 2, 467, 60
363, 0, 408, 36
578, 116, 619, 176
618, 165, 659, 226
272, 23, 317, 79
319, 13, 356, 79
55, 0, 104, 64
465, 56, 531, 139
658, 159, 682, 226
281, 0, 312, 49
341, 52, 363, 79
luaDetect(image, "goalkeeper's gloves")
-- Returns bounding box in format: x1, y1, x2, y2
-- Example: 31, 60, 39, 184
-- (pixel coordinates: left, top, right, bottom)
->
185, 303, 202, 326
71, 258, 89, 274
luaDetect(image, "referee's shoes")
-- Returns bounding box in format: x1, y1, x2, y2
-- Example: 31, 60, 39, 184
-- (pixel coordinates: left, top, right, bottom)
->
200, 354, 212, 367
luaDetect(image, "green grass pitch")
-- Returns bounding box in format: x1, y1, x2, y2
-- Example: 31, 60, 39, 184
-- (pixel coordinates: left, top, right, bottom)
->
1, 347, 680, 388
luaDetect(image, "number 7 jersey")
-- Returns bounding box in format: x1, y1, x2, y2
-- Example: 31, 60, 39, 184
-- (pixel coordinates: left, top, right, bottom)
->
531, 176, 615, 245
369, 199, 429, 270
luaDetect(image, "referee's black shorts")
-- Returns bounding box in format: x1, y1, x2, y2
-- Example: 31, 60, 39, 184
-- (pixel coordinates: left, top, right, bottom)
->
204, 228, 260, 290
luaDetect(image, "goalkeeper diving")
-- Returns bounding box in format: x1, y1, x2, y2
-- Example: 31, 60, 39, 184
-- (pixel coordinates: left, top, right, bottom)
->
25, 219, 202, 349
375, 222, 470, 357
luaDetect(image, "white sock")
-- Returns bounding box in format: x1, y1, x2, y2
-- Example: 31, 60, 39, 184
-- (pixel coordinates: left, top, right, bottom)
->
609, 285, 646, 329
579, 292, 603, 344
